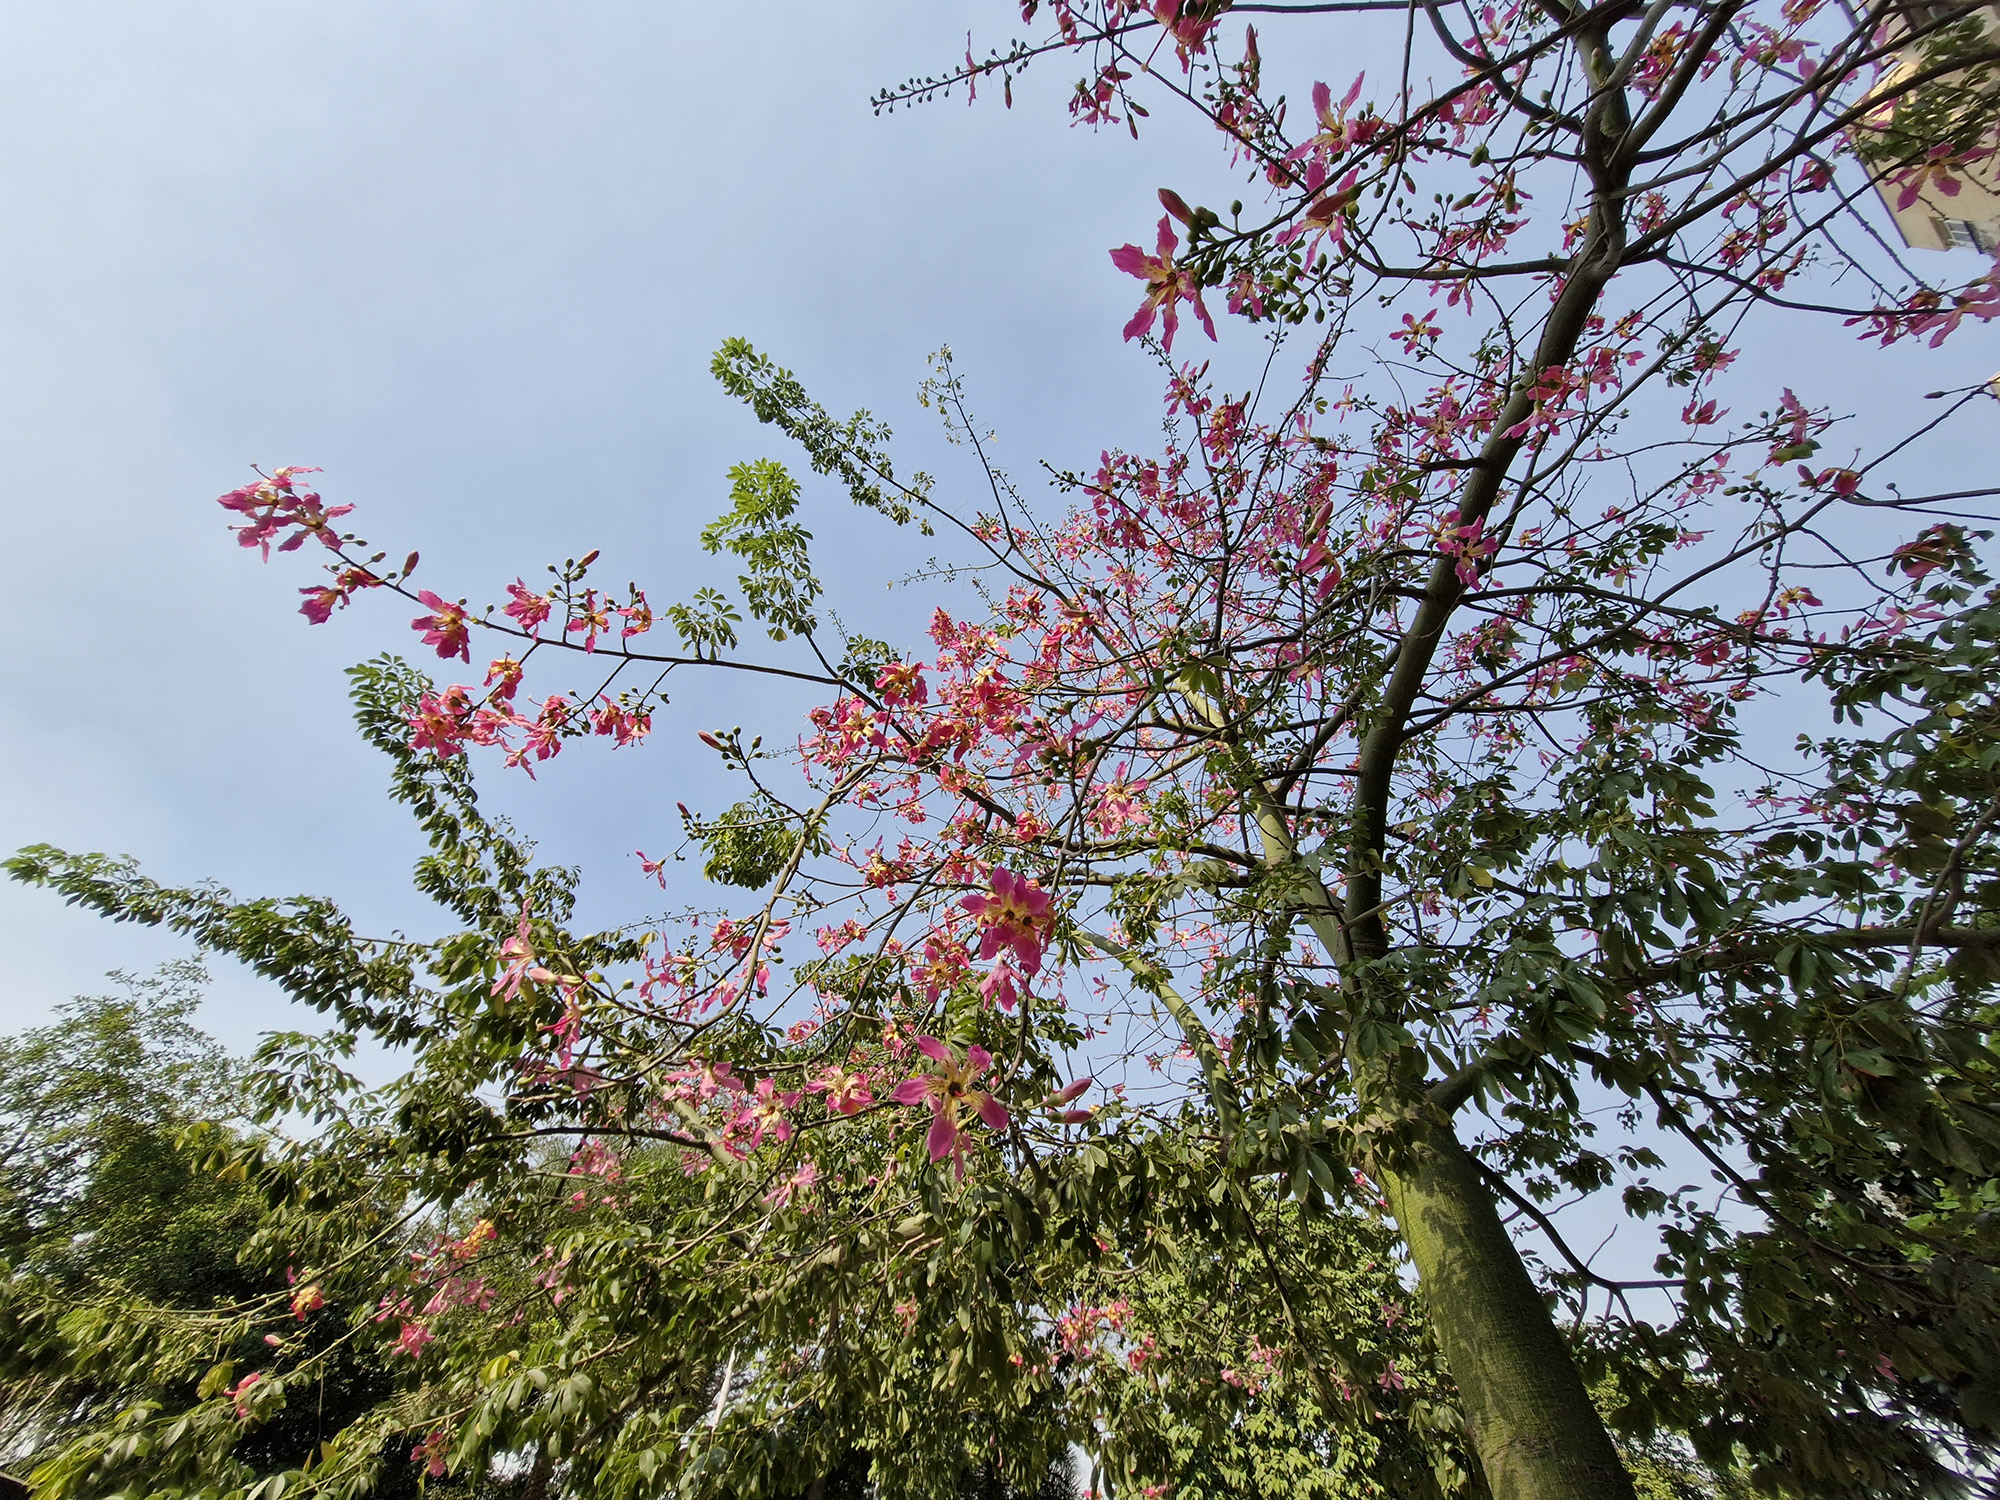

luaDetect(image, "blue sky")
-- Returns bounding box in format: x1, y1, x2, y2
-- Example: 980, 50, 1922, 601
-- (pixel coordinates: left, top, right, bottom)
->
2, 0, 1994, 1059
0, 1, 1234, 1038
5, 0, 1998, 1320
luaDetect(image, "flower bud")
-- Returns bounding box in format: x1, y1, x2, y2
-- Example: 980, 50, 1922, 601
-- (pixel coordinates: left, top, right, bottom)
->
1047, 1076, 1094, 1106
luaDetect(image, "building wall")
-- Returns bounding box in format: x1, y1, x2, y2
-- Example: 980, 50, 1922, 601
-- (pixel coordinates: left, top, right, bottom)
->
1862, 0, 2000, 250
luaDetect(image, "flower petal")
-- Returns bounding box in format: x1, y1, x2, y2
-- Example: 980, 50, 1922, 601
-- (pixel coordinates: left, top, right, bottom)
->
926, 1110, 959, 1163
1192, 290, 1217, 342
1109, 244, 1151, 277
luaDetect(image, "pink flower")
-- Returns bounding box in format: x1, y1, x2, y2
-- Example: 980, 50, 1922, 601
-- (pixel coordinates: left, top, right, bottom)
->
620, 592, 653, 638
1225, 270, 1267, 319
890, 1036, 1011, 1177
1392, 308, 1441, 353
503, 695, 570, 774
408, 687, 472, 758
298, 584, 343, 624
1296, 497, 1345, 594
1288, 75, 1367, 163
1436, 510, 1499, 587
225, 1371, 264, 1417
216, 466, 347, 558
289, 1282, 325, 1320
485, 656, 524, 700
492, 907, 555, 1003
391, 1321, 434, 1358
411, 591, 472, 662
1150, 0, 1221, 54
567, 590, 612, 652
1045, 1074, 1094, 1122
1273, 171, 1361, 264
763, 1159, 820, 1209
808, 1065, 874, 1115
590, 700, 651, 746
979, 960, 1022, 1012
728, 1077, 800, 1153
411, 1434, 448, 1479
1797, 465, 1860, 496
1892, 143, 1989, 210
1092, 764, 1151, 837
876, 660, 929, 705
816, 919, 868, 954
1110, 218, 1215, 352
961, 868, 1055, 974
1773, 386, 1813, 449
679, 1058, 746, 1101
1891, 524, 1961, 581
298, 565, 380, 624
502, 580, 552, 635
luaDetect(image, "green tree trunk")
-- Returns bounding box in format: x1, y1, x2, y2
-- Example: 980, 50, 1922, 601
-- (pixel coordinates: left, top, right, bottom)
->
1379, 1124, 1635, 1500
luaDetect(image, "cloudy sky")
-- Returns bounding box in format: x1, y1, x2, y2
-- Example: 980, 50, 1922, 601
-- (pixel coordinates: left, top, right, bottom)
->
1, 0, 1993, 1059
0, 1, 1230, 1039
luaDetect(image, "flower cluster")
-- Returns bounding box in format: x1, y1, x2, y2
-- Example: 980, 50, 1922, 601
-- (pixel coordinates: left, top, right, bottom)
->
216, 466, 347, 557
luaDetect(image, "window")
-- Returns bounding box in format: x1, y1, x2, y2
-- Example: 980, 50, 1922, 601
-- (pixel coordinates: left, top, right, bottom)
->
1938, 217, 1989, 250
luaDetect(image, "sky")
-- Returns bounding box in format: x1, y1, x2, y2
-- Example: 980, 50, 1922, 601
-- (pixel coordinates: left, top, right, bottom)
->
1, 2, 1994, 1065
0, 0, 1238, 1040
2, 0, 1996, 1316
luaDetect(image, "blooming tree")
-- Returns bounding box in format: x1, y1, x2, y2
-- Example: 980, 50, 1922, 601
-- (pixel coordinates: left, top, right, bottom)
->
13, 1, 2000, 1498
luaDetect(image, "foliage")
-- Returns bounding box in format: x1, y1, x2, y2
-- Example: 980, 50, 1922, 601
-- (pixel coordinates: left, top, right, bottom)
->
0, 962, 234, 1272
0, 970, 424, 1498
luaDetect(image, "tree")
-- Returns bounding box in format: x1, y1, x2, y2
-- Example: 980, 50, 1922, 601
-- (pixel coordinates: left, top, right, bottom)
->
0, 962, 234, 1282
0, 968, 432, 1499
11, 1, 2000, 1498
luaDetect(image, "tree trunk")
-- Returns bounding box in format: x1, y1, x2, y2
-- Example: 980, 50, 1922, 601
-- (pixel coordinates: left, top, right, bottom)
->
522, 1446, 554, 1500
1378, 1122, 1635, 1500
